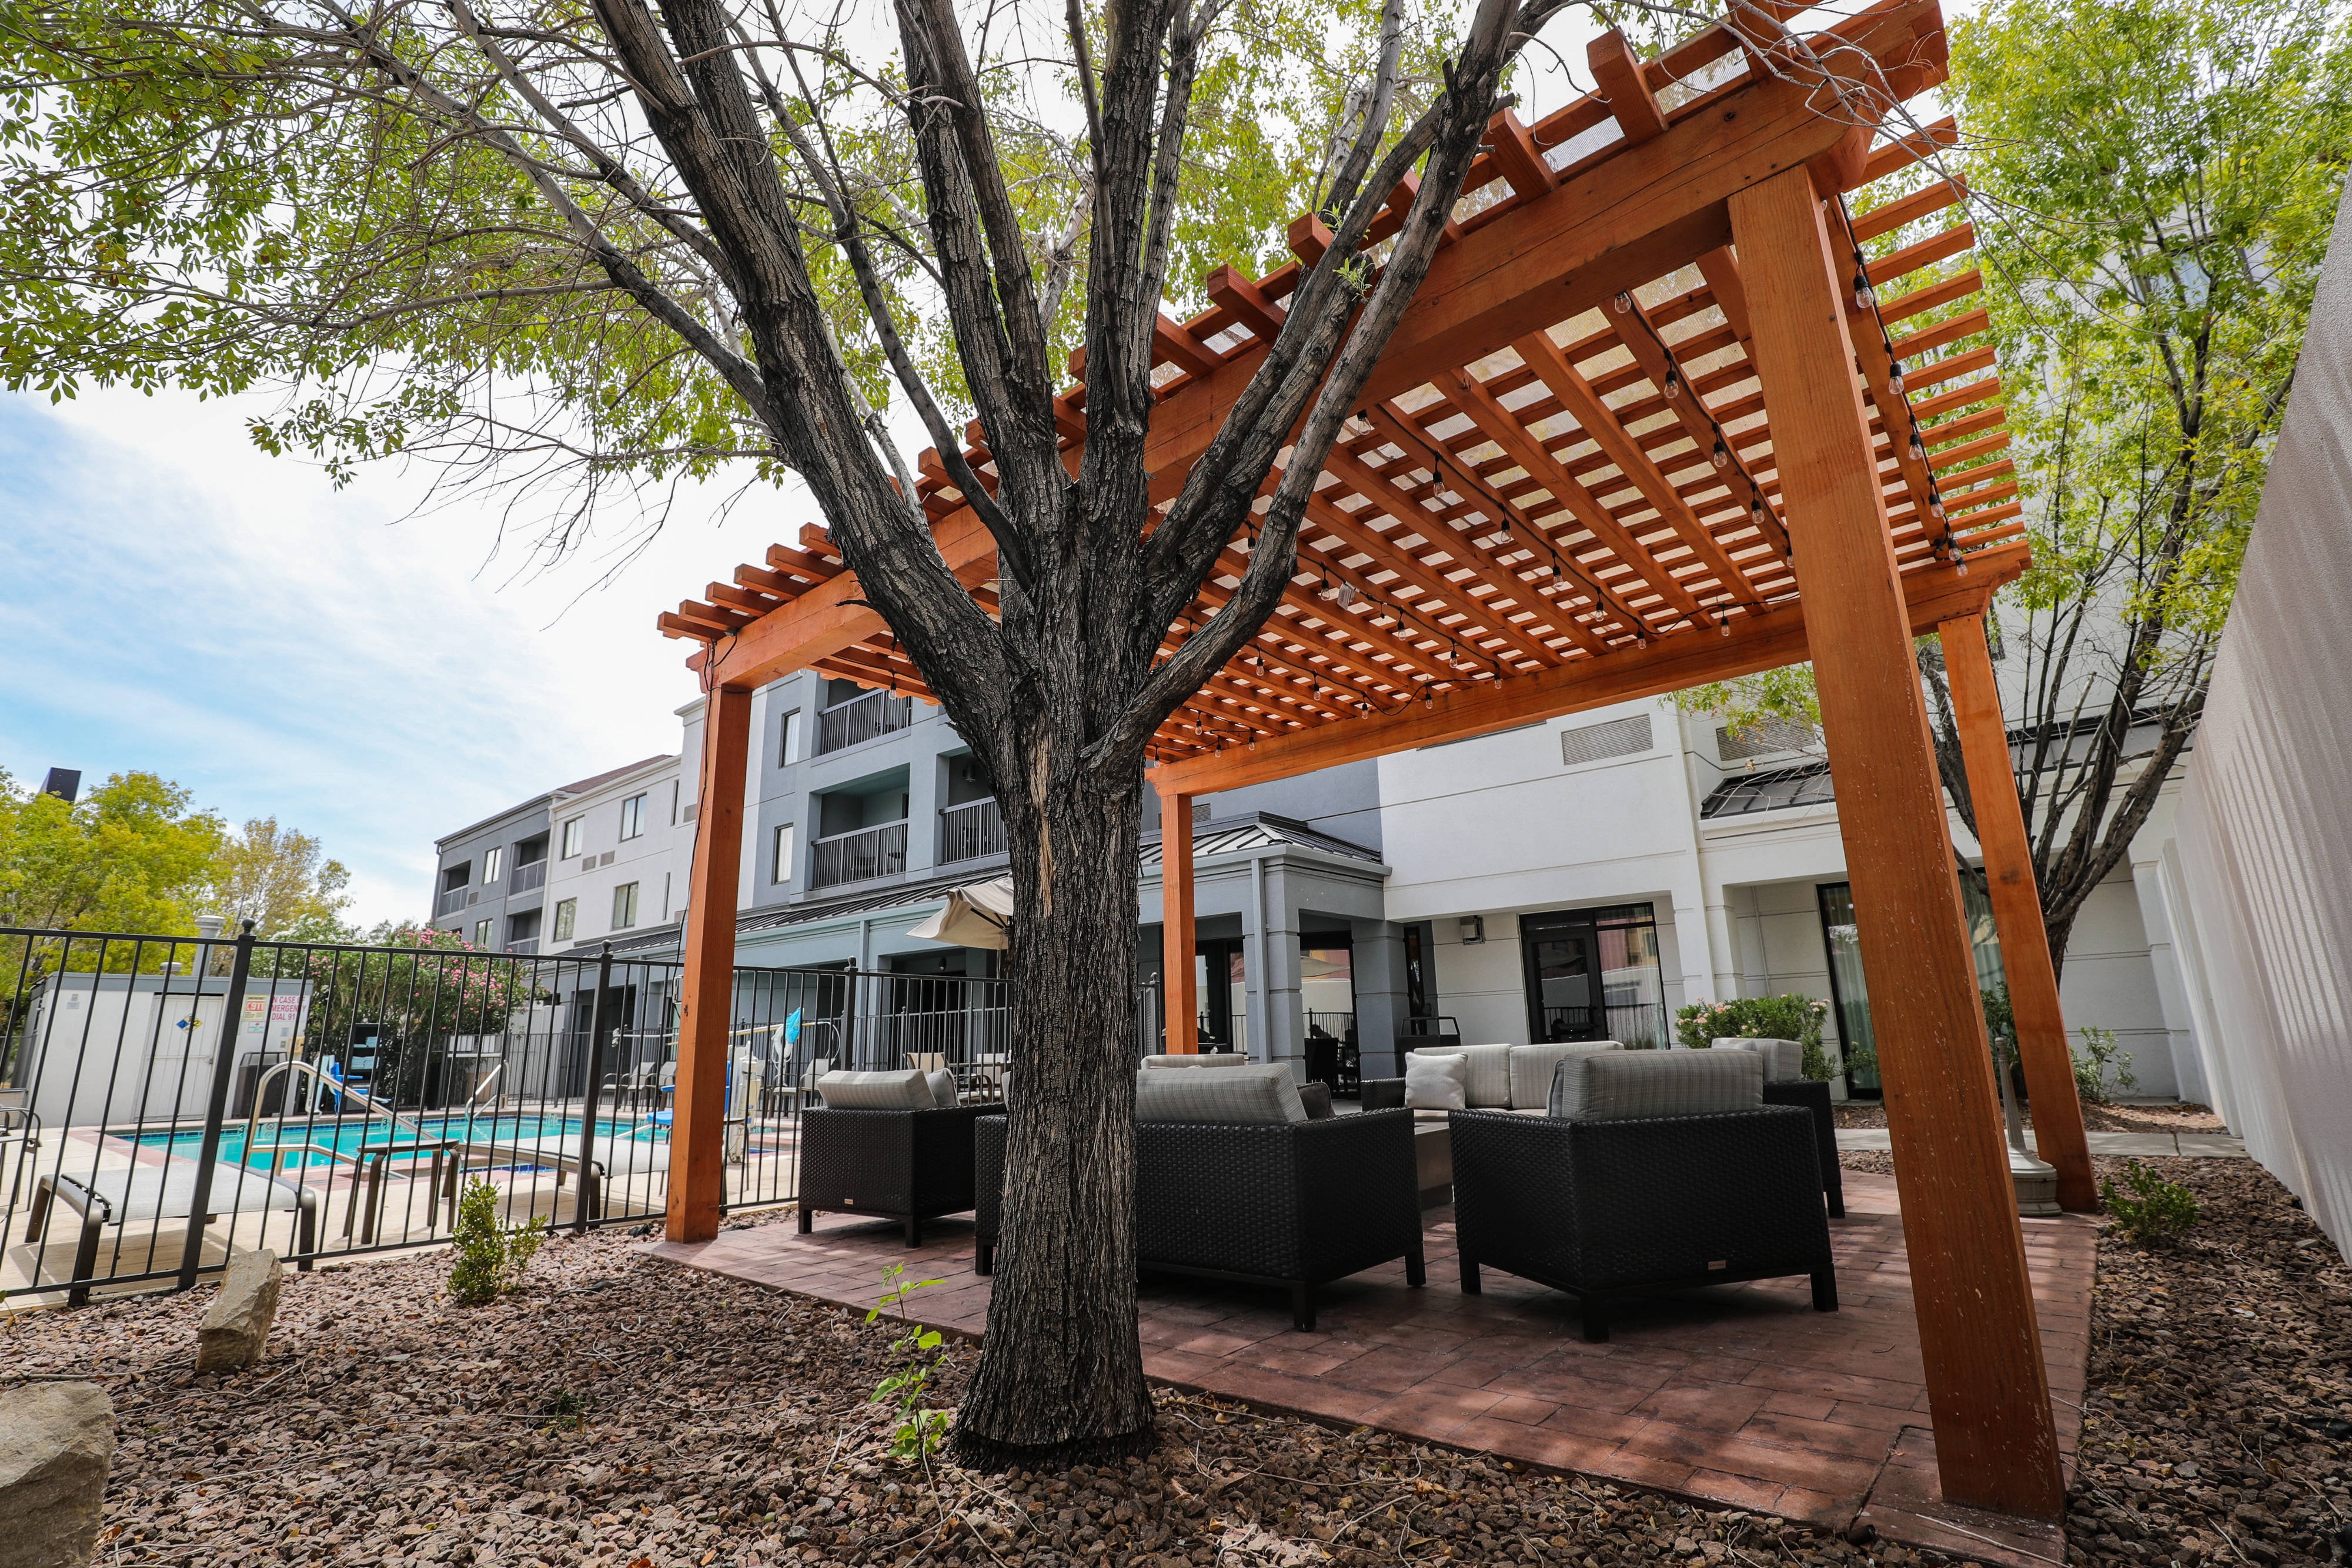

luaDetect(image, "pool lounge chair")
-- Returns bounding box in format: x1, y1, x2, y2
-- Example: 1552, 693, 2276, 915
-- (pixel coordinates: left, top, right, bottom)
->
25, 1163, 318, 1306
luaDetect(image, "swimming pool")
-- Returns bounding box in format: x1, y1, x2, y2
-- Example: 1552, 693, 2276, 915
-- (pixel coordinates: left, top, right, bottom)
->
125, 1113, 659, 1170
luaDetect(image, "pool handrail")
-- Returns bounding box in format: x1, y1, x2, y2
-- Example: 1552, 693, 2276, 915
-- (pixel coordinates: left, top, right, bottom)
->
243, 1058, 430, 1152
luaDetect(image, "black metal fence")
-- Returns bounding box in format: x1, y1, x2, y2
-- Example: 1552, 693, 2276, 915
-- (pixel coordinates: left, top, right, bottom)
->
0, 924, 1016, 1306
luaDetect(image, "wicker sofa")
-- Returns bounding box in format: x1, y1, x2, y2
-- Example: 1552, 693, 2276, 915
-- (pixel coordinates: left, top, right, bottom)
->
973, 1065, 1424, 1330
1452, 1050, 1835, 1343
1681, 1039, 1846, 1219
797, 1068, 1003, 1246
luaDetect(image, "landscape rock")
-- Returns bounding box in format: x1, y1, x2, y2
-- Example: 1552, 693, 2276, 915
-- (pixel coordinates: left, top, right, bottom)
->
195, 1248, 282, 1373
0, 1381, 115, 1568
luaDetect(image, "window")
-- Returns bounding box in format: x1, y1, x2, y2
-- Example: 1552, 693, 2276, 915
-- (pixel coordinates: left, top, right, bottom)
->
619, 794, 646, 841
778, 709, 804, 766
560, 817, 584, 858
670, 779, 681, 824
442, 862, 471, 891
773, 824, 796, 885
473, 918, 493, 947
482, 846, 503, 884
612, 881, 640, 929
1518, 904, 1666, 1048
553, 898, 577, 941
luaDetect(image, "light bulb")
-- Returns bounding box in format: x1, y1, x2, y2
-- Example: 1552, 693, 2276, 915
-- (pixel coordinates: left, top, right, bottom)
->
1712, 439, 1728, 470
1720, 618, 1732, 638
1909, 435, 1926, 462
1613, 291, 1632, 314
1663, 370, 1681, 401
1853, 273, 1876, 311
1750, 496, 1766, 524
1887, 362, 1906, 394
1956, 560, 1970, 577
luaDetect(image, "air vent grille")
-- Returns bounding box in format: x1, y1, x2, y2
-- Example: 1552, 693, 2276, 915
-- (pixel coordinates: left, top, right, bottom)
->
1559, 714, 1652, 767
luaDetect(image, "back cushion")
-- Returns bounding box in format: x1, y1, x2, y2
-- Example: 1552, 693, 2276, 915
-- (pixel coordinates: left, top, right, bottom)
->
1712, 1038, 1806, 1082
1548, 1050, 1763, 1121
1134, 1063, 1307, 1124
1139, 1052, 1252, 1069
1297, 1082, 1335, 1120
1507, 1042, 1622, 1109
1402, 1052, 1470, 1111
1410, 1043, 1513, 1107
924, 1068, 960, 1108
817, 1068, 934, 1110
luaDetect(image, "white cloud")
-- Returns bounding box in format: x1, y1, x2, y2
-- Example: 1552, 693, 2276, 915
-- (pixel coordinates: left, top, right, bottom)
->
0, 386, 810, 930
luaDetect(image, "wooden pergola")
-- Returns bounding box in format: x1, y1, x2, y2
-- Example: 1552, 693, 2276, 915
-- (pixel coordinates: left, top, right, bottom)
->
655, 0, 2088, 1522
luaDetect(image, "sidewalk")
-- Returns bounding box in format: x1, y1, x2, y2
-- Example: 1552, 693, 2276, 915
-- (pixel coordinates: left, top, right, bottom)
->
1835, 1129, 2247, 1157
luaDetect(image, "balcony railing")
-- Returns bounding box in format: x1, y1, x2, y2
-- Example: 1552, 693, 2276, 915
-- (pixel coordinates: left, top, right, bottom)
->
435, 885, 470, 916
817, 689, 913, 754
940, 798, 1007, 864
510, 859, 547, 894
810, 821, 908, 890
507, 937, 539, 955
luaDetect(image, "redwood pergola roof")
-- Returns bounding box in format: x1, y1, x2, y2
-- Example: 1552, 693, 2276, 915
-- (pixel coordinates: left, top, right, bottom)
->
657, 0, 2020, 794
654, 0, 2091, 1529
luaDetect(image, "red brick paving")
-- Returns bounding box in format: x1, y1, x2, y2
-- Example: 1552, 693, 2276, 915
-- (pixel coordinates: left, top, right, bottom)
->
644, 1169, 2091, 1566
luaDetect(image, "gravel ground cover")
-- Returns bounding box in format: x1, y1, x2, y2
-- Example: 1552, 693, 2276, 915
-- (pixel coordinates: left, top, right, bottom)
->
1831, 1102, 2225, 1135
1830, 1151, 2352, 1568
6, 1156, 2345, 1568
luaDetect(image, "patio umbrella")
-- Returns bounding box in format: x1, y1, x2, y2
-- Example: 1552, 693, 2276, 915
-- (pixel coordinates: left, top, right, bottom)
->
905, 875, 1014, 950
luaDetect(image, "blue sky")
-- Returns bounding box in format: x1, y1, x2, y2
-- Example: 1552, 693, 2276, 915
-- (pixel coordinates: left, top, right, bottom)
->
0, 387, 800, 929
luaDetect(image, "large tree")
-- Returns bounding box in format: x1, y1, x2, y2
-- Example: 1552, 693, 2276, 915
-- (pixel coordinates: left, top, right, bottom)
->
1676, 0, 2350, 975
0, 0, 1581, 1458
208, 815, 353, 939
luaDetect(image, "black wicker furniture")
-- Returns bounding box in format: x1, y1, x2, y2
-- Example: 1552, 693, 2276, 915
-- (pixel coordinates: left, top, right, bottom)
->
973, 1068, 1424, 1330
1688, 1039, 1846, 1218
1451, 1051, 1835, 1343
797, 1069, 1002, 1245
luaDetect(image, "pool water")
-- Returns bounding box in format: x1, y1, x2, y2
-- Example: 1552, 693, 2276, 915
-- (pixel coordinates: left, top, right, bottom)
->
127, 1113, 659, 1170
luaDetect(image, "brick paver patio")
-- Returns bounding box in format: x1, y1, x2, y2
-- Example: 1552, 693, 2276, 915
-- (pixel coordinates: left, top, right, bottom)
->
646, 1169, 2093, 1567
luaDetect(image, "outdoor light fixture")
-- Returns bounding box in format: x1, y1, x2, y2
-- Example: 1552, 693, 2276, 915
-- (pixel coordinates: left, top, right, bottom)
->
1712, 439, 1729, 469
1909, 433, 1927, 462
1887, 360, 1906, 394
1852, 250, 1876, 312
1613, 291, 1632, 313
1662, 369, 1682, 400
1459, 915, 1485, 945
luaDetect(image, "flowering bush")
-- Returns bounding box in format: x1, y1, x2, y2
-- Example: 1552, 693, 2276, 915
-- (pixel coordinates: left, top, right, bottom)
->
1672, 994, 1833, 1080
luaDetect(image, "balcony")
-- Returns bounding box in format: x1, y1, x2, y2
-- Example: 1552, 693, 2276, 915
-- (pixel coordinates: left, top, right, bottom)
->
810, 821, 908, 890
435, 885, 470, 917
507, 938, 539, 955
817, 689, 912, 755
940, 798, 1006, 864
510, 858, 547, 894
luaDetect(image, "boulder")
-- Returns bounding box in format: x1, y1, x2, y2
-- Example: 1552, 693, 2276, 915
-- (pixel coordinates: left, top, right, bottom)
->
0, 1381, 114, 1568
195, 1249, 283, 1373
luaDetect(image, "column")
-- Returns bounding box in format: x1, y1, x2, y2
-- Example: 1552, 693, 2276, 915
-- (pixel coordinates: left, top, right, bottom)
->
1160, 791, 1198, 1054
1940, 613, 2097, 1211
1258, 862, 1305, 1075
668, 680, 752, 1243
1732, 166, 2064, 1522
1350, 920, 1409, 1081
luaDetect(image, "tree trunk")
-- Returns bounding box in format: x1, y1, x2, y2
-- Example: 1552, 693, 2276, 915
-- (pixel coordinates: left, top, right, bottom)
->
951, 731, 1155, 1465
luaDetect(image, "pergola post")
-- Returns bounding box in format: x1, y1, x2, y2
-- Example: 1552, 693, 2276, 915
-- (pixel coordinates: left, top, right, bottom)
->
1730, 167, 2064, 1520
667, 681, 751, 1243
1940, 611, 2098, 1211
1161, 791, 1200, 1054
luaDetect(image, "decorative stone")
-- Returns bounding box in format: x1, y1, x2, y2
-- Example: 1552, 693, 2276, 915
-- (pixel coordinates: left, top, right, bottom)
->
0, 1380, 114, 1568
195, 1249, 283, 1373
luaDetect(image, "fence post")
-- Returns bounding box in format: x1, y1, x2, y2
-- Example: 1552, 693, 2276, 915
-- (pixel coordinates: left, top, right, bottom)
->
178, 919, 257, 1291
575, 944, 614, 1233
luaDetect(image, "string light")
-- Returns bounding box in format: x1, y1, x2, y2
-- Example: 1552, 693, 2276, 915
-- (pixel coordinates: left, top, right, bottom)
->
1613, 291, 1633, 314
1711, 438, 1729, 470
1886, 360, 1906, 396
1750, 493, 1768, 527
1907, 433, 1927, 463
1662, 367, 1682, 401
1851, 250, 1876, 312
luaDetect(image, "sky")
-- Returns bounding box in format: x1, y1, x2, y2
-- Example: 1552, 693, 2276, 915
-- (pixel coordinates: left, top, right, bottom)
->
0, 385, 809, 930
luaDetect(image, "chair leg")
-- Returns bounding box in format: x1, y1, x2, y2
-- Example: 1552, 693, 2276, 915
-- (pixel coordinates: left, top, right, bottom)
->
1458, 1255, 1481, 1295
974, 1241, 993, 1277
1824, 1170, 1847, 1221
904, 1215, 921, 1248
1405, 1237, 1426, 1288
298, 1194, 316, 1272
1812, 1269, 1839, 1313
69, 1216, 102, 1309
1580, 1296, 1610, 1344
1291, 1283, 1315, 1333
798, 1203, 814, 1233
25, 1176, 50, 1245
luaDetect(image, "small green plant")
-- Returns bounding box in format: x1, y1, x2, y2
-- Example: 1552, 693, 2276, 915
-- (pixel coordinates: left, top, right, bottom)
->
2100, 1159, 2199, 1244
447, 1178, 547, 1305
542, 1388, 591, 1431
864, 1263, 951, 1462
1672, 994, 1833, 1078
2072, 1025, 2139, 1105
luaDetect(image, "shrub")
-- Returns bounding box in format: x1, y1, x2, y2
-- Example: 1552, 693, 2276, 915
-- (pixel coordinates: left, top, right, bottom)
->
2100, 1159, 2199, 1243
447, 1178, 547, 1305
2073, 1025, 2139, 1104
1672, 994, 1833, 1079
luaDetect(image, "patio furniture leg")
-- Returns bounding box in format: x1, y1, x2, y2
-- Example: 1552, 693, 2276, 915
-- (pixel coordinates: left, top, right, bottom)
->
297, 1191, 317, 1271
68, 1214, 102, 1308
1291, 1283, 1315, 1333
798, 1203, 813, 1233
904, 1215, 921, 1248
1458, 1255, 1481, 1294
1581, 1298, 1609, 1345
1405, 1238, 1426, 1289
25, 1175, 51, 1243
1825, 1166, 1846, 1220
974, 1241, 993, 1276
582, 1168, 602, 1226
1812, 1269, 1839, 1313
361, 1155, 385, 1245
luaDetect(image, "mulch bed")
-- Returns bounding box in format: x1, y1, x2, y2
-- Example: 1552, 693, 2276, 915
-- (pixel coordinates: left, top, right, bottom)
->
1831, 1151, 2352, 1568
5, 1156, 2346, 1568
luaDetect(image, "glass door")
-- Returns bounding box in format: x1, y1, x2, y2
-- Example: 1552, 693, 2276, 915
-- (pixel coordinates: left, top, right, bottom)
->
1519, 904, 1666, 1047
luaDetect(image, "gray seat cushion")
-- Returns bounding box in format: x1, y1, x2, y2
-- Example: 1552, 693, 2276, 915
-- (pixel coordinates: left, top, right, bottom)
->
1506, 1042, 1621, 1108
51, 1163, 306, 1222
1710, 1038, 1806, 1082
1548, 1049, 1764, 1121
1138, 1052, 1252, 1069
1409, 1043, 1512, 1107
1134, 1063, 1307, 1124
816, 1068, 935, 1110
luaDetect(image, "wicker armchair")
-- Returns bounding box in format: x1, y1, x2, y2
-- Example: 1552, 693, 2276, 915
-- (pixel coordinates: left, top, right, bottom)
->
1451, 1052, 1835, 1343
797, 1102, 1002, 1246
974, 1106, 1424, 1330
1763, 1079, 1845, 1217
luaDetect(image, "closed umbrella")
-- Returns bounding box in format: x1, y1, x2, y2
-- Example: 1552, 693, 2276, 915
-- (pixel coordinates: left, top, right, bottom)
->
905, 875, 1014, 950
